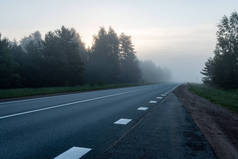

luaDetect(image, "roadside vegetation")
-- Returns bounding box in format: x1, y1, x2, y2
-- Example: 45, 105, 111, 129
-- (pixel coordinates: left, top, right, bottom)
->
0, 83, 148, 100
192, 12, 238, 113
189, 83, 238, 113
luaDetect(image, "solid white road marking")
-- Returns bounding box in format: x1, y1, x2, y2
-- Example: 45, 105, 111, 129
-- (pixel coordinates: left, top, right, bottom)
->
0, 90, 137, 120
0, 86, 144, 105
54, 147, 91, 159
149, 100, 157, 104
114, 118, 132, 125
137, 107, 148, 111
156, 97, 163, 99
0, 98, 45, 105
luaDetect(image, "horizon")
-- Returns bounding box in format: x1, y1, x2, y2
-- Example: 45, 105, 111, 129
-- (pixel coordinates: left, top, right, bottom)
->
1, 0, 238, 82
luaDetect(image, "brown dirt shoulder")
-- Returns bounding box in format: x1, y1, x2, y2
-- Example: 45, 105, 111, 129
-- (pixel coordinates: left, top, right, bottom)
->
174, 84, 238, 159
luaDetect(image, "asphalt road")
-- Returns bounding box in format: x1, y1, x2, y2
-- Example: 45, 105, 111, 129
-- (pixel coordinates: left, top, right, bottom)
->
97, 93, 216, 159
0, 83, 215, 159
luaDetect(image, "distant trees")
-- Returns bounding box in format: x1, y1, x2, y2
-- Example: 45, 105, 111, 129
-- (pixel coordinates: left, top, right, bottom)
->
202, 12, 238, 88
139, 60, 170, 83
0, 26, 170, 89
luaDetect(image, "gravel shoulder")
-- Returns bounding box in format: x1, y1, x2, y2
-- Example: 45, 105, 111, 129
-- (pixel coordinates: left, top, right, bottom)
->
174, 84, 238, 159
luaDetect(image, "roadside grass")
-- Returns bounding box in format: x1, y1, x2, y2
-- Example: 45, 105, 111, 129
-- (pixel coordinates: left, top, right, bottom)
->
189, 83, 238, 113
0, 83, 148, 100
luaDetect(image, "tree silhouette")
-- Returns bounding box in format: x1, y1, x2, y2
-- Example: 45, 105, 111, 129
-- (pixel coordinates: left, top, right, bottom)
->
85, 27, 120, 84
119, 33, 141, 83
0, 26, 170, 88
202, 12, 238, 88
43, 26, 85, 86
0, 34, 20, 88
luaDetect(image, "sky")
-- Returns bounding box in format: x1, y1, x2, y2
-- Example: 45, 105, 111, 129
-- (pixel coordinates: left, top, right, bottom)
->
1, 0, 238, 82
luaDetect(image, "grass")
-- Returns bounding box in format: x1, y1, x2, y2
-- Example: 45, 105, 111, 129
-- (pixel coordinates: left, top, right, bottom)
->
0, 83, 147, 100
189, 83, 238, 113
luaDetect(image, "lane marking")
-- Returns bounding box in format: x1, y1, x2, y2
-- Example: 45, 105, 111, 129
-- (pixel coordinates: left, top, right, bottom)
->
54, 147, 91, 159
0, 88, 141, 105
137, 107, 148, 111
0, 90, 137, 120
149, 100, 157, 104
0, 84, 179, 106
0, 98, 43, 105
162, 84, 180, 96
114, 118, 132, 125
161, 94, 167, 97
156, 97, 163, 99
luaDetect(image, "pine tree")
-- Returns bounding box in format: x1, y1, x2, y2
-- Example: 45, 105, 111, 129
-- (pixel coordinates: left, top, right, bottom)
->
119, 33, 141, 83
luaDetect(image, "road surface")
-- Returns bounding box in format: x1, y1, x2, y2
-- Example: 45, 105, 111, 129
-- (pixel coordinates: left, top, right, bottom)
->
0, 83, 216, 159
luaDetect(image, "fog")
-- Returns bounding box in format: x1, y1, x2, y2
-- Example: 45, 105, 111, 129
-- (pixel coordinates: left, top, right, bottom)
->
1, 0, 238, 83
133, 26, 216, 83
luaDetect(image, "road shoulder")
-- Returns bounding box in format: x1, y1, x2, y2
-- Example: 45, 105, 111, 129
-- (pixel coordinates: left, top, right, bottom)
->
174, 84, 238, 159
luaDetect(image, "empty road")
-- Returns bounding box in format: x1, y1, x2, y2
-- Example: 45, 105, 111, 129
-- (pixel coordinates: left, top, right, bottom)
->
0, 83, 216, 159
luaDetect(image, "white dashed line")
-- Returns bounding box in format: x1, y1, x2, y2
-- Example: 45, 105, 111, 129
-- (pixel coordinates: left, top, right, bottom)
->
156, 97, 163, 99
161, 94, 167, 97
114, 118, 132, 125
137, 107, 148, 111
54, 147, 91, 159
149, 100, 157, 104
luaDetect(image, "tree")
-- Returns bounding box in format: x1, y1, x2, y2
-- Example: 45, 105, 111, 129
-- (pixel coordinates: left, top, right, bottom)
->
202, 12, 238, 88
85, 27, 120, 84
19, 31, 45, 87
119, 33, 141, 83
43, 26, 86, 86
0, 34, 20, 88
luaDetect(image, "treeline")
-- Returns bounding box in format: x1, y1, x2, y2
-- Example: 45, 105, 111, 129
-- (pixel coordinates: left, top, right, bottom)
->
0, 26, 170, 89
202, 12, 238, 89
139, 60, 171, 83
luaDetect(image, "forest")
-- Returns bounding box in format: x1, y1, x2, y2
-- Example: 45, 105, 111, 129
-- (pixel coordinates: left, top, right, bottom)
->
0, 27, 170, 89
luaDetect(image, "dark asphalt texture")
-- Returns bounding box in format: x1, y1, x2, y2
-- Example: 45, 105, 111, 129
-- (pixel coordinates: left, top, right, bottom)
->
95, 93, 216, 159
0, 83, 216, 159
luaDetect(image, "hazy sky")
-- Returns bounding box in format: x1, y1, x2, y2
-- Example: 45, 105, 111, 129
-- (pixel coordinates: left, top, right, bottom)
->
1, 0, 238, 82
